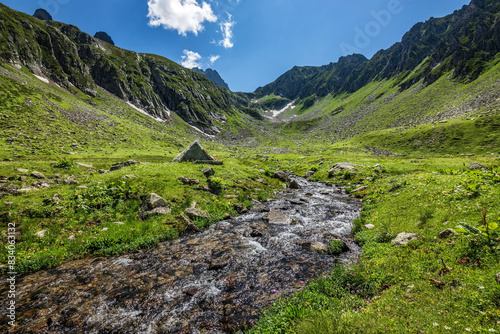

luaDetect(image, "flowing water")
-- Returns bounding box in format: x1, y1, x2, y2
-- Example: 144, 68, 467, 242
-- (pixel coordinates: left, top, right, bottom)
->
1, 177, 361, 333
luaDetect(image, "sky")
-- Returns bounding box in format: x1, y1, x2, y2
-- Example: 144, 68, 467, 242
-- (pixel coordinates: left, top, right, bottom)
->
1, 0, 470, 92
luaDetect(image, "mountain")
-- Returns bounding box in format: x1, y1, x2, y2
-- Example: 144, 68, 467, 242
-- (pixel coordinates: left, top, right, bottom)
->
94, 31, 114, 46
193, 68, 230, 90
256, 0, 500, 102
0, 4, 243, 135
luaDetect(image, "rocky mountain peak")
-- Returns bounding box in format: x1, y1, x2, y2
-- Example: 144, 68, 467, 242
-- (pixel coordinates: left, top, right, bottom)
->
193, 68, 229, 90
94, 31, 115, 46
33, 8, 52, 21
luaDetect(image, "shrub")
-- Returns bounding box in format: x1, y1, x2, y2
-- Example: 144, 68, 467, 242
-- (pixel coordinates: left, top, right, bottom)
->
53, 157, 73, 169
327, 240, 347, 255
208, 177, 223, 195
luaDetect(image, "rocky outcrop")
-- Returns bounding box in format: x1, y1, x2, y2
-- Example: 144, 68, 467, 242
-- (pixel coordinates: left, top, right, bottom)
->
94, 31, 114, 45
392, 232, 418, 245
33, 9, 52, 21
139, 193, 171, 220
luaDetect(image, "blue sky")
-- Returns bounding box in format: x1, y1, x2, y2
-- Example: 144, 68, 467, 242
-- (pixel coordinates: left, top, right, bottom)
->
2, 0, 470, 92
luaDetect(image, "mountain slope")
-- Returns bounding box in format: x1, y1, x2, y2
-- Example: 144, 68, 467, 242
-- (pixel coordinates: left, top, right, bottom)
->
0, 4, 240, 135
256, 0, 500, 101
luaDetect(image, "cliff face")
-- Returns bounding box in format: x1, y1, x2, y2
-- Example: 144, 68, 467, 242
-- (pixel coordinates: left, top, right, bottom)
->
256, 0, 500, 100
0, 4, 238, 135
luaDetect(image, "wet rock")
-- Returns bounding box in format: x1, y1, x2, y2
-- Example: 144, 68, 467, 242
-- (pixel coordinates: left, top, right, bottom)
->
110, 160, 139, 171
16, 168, 29, 173
31, 171, 45, 179
185, 208, 210, 220
202, 167, 215, 178
468, 163, 487, 171
364, 224, 375, 229
392, 232, 418, 245
208, 258, 230, 271
34, 230, 47, 238
438, 228, 457, 239
289, 180, 301, 189
273, 171, 290, 183
178, 177, 200, 185
300, 241, 328, 254
173, 140, 215, 162
233, 203, 248, 214
262, 211, 288, 224
140, 193, 171, 220
304, 171, 315, 179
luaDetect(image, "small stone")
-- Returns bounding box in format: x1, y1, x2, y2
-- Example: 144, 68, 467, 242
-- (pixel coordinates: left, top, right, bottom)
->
223, 213, 231, 219
31, 171, 45, 179
233, 203, 248, 214
18, 176, 27, 182
438, 228, 457, 239
16, 168, 29, 173
392, 232, 418, 245
4, 202, 13, 207
122, 175, 136, 179
289, 180, 301, 189
202, 167, 215, 178
178, 177, 200, 185
496, 272, 500, 284
364, 224, 375, 230
373, 164, 383, 171
98, 169, 109, 174
110, 160, 139, 171
101, 228, 108, 232
352, 186, 367, 193
328, 162, 360, 176
67, 235, 75, 240
304, 171, 315, 179
35, 230, 47, 238
255, 178, 265, 184
223, 195, 238, 199
77, 186, 88, 189
184, 208, 210, 220
112, 222, 125, 225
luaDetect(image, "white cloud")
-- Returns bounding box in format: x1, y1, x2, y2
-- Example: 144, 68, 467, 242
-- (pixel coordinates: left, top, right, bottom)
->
218, 13, 235, 48
209, 55, 220, 64
147, 0, 217, 36
181, 50, 202, 68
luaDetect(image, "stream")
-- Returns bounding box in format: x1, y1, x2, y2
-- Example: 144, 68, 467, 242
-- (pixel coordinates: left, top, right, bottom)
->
1, 177, 361, 333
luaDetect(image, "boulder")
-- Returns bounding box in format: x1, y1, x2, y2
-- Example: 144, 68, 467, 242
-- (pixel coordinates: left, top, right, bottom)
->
391, 232, 418, 245
34, 230, 47, 238
202, 167, 215, 178
173, 141, 215, 162
184, 208, 210, 220
289, 180, 301, 189
31, 171, 45, 179
438, 228, 457, 239
273, 171, 290, 183
181, 216, 201, 235
304, 171, 315, 179
110, 160, 139, 171
300, 241, 329, 254
94, 31, 115, 45
262, 211, 289, 224
468, 163, 487, 171
33, 9, 52, 21
16, 168, 29, 173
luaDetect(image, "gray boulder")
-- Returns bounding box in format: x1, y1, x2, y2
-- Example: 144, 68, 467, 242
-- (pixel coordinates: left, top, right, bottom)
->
438, 228, 457, 239
110, 160, 139, 171
392, 232, 418, 245
468, 163, 487, 171
31, 171, 45, 179
328, 162, 360, 176
304, 171, 315, 179
300, 241, 329, 254
289, 180, 301, 189
178, 177, 200, 185
173, 141, 214, 162
202, 167, 215, 178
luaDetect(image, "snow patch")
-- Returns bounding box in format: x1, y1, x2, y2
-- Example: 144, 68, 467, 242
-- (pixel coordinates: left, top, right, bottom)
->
34, 75, 49, 84
126, 102, 169, 122
266, 101, 296, 118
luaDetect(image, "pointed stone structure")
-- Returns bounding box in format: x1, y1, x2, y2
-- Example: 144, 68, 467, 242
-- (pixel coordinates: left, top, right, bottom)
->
173, 140, 215, 162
